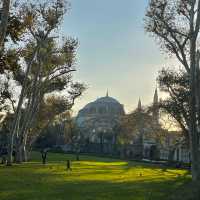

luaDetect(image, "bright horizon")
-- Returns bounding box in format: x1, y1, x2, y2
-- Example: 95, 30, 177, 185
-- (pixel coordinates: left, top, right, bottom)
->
61, 0, 177, 115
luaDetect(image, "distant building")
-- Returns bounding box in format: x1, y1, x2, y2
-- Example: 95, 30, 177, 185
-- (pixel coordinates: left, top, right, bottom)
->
76, 92, 124, 149
75, 90, 190, 163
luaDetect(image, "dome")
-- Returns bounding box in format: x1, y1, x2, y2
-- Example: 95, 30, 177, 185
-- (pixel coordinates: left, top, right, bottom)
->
76, 94, 125, 144
95, 96, 120, 104
78, 95, 124, 117
76, 94, 125, 127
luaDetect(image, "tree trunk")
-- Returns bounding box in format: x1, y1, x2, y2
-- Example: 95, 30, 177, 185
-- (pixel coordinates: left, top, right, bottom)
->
7, 47, 38, 165
22, 135, 28, 162
15, 144, 23, 163
17, 66, 44, 163
22, 145, 27, 162
189, 15, 200, 180
0, 0, 10, 51
7, 112, 21, 165
7, 133, 14, 166
15, 142, 27, 163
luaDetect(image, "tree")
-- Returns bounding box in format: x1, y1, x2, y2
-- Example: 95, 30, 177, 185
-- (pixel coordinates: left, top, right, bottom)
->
0, 0, 28, 73
27, 94, 84, 158
6, 0, 66, 164
157, 68, 190, 144
157, 68, 192, 162
0, 0, 86, 165
0, 1, 35, 161
118, 106, 164, 158
145, 0, 200, 181
0, 1, 29, 115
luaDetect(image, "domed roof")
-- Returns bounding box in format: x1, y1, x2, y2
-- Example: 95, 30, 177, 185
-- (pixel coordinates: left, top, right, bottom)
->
77, 94, 124, 117
76, 93, 125, 128
95, 96, 120, 104
83, 95, 122, 110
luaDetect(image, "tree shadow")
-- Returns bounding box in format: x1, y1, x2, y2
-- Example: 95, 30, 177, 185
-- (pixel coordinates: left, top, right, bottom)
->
0, 161, 196, 200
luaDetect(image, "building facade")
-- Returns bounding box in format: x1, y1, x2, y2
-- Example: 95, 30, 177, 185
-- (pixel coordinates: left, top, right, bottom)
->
75, 90, 190, 163
76, 92, 124, 154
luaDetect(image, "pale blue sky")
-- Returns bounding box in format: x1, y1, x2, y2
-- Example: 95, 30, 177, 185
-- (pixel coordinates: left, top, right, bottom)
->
62, 0, 174, 114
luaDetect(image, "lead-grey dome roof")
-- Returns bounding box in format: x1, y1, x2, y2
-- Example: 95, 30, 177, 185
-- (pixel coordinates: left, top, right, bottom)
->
76, 95, 125, 133
83, 96, 121, 110
77, 95, 125, 121
95, 96, 120, 104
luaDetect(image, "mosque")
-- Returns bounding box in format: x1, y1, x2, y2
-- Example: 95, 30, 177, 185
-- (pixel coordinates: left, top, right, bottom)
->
76, 90, 160, 158
76, 91, 125, 147
73, 89, 191, 163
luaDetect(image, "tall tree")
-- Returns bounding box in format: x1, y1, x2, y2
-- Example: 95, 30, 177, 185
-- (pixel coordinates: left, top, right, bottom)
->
26, 95, 84, 160
2, 0, 85, 165
6, 0, 64, 165
145, 0, 200, 181
119, 106, 165, 155
157, 68, 190, 144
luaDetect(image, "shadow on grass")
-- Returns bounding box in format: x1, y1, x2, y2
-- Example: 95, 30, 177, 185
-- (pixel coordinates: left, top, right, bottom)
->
0, 175, 196, 200
0, 165, 197, 200
0, 152, 198, 200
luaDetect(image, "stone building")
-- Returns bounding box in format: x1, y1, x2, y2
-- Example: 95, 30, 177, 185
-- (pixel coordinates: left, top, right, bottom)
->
76, 90, 159, 156
76, 92, 124, 153
75, 90, 190, 163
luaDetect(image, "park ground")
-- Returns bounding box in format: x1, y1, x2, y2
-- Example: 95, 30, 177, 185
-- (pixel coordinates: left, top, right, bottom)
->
0, 152, 199, 200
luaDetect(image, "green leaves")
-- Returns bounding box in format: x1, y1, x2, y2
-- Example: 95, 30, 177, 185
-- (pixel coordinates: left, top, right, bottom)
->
0, 49, 21, 74
6, 15, 26, 43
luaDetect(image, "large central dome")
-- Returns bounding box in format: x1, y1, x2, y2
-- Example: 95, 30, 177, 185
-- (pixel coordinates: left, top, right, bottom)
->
77, 94, 124, 120
95, 96, 120, 104
76, 94, 125, 143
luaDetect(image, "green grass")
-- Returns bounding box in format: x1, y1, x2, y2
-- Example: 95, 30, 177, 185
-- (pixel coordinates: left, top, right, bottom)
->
0, 152, 199, 200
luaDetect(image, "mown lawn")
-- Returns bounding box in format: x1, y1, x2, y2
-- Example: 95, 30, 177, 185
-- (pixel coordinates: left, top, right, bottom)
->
0, 152, 199, 200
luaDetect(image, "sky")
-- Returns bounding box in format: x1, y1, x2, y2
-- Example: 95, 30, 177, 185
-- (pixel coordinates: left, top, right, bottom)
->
61, 0, 175, 115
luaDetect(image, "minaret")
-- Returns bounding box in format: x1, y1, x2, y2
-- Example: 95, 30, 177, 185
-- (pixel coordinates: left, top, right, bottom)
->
153, 88, 159, 124
138, 98, 142, 111
106, 89, 109, 97
153, 88, 158, 105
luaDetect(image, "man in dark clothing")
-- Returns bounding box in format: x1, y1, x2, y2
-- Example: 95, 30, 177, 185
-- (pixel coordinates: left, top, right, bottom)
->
66, 160, 72, 171
41, 148, 48, 164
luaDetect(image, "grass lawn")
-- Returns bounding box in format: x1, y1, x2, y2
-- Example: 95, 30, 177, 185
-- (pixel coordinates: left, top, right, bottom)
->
0, 152, 199, 200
